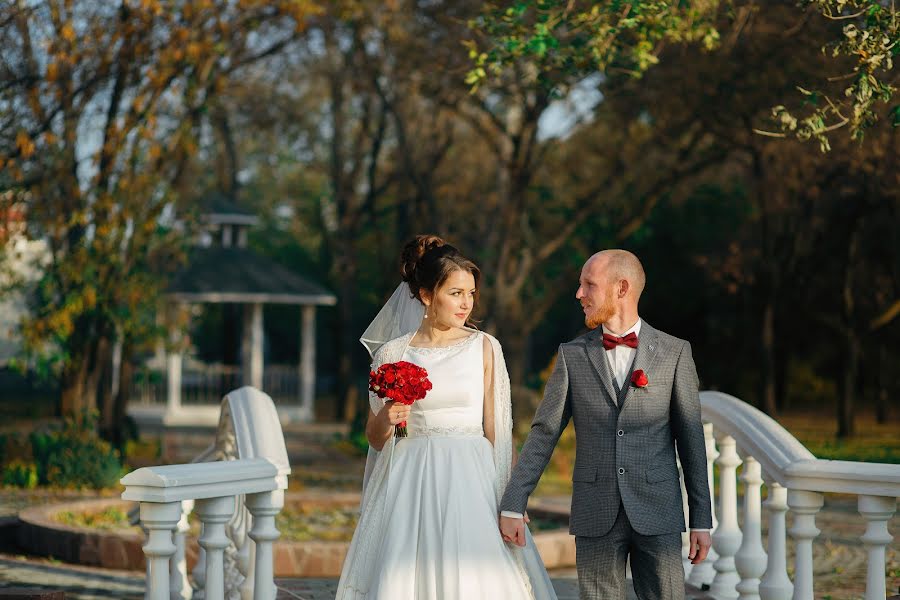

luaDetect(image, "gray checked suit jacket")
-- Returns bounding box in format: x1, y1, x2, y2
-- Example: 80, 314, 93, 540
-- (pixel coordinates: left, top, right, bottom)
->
500, 321, 712, 537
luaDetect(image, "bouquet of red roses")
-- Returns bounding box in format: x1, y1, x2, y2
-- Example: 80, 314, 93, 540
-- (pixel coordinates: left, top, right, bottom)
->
368, 360, 432, 438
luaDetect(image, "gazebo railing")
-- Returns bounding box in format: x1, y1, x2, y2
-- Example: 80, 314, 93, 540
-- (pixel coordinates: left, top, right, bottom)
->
684, 391, 899, 600
130, 364, 301, 406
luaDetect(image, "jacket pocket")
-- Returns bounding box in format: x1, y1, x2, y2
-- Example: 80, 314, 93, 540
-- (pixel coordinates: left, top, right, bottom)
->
572, 464, 597, 482
645, 464, 679, 483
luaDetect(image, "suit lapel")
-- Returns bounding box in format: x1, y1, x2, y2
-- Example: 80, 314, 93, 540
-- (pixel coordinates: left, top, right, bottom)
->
618, 321, 660, 412
584, 329, 619, 409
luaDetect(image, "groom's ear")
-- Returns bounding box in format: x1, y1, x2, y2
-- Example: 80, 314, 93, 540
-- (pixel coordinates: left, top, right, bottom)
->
618, 279, 630, 298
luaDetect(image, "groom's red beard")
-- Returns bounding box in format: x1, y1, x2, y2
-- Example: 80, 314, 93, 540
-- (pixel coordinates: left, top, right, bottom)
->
584, 289, 616, 329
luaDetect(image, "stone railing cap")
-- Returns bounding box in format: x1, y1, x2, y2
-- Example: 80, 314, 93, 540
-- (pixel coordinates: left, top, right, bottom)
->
701, 390, 900, 498
121, 457, 277, 488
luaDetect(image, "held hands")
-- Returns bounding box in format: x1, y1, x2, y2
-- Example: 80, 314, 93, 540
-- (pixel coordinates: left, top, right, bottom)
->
499, 512, 530, 547
688, 530, 712, 564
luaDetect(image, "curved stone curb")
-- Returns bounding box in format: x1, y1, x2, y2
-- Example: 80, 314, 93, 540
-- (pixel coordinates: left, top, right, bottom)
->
17, 498, 147, 571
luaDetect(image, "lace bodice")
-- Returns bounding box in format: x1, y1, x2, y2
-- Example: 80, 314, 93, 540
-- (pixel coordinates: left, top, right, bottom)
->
402, 332, 484, 435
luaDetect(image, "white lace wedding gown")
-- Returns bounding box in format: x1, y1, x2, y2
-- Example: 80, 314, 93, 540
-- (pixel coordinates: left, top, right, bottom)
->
336, 331, 554, 599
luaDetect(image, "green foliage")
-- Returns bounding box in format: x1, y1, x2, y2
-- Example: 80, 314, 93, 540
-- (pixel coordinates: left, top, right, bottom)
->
466, 1, 722, 92
804, 440, 900, 464
469, 0, 899, 150
29, 412, 123, 489
2, 459, 38, 489
276, 505, 359, 542
54, 506, 135, 531
346, 407, 371, 455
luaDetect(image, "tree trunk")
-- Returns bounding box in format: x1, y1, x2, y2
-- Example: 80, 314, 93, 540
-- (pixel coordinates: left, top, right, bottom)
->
837, 227, 860, 438
110, 347, 135, 453
334, 252, 360, 422
775, 345, 789, 412
760, 296, 777, 415
874, 344, 888, 424
837, 335, 859, 438
60, 355, 89, 418
83, 335, 110, 419
101, 334, 123, 435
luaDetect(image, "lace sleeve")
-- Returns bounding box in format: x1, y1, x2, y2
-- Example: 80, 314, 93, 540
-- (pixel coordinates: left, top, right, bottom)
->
486, 333, 514, 503
368, 345, 388, 415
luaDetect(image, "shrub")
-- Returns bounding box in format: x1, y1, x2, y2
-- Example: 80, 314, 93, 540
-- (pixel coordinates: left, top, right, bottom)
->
346, 408, 369, 455
30, 411, 123, 489
2, 459, 38, 488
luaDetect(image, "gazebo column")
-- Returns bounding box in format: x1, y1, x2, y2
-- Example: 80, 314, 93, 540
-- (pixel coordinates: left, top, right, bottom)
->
165, 302, 186, 422
299, 305, 316, 421
242, 302, 264, 389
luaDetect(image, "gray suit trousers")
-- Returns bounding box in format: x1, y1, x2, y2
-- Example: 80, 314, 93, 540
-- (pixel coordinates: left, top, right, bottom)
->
576, 503, 684, 600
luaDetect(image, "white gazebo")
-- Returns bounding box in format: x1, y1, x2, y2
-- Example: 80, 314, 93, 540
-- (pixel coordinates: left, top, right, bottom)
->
128, 196, 336, 426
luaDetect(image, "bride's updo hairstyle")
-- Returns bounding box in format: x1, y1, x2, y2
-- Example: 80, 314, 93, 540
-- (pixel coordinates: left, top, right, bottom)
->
400, 234, 481, 309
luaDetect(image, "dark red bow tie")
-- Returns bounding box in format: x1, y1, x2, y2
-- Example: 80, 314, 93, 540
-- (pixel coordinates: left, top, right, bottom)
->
602, 332, 639, 351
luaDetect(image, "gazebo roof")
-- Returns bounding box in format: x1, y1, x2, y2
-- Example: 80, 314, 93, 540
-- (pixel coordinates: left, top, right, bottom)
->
167, 247, 336, 305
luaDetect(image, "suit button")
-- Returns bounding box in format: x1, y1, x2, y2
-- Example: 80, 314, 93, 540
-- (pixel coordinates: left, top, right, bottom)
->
618, 467, 625, 475
617, 429, 624, 437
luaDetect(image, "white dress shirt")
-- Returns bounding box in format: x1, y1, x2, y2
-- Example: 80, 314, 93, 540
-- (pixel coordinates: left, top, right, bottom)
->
603, 319, 642, 390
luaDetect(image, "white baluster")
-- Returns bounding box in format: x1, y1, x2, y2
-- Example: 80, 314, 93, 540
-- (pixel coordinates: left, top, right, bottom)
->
141, 501, 182, 600
711, 435, 742, 599
171, 499, 194, 600
689, 422, 719, 588
196, 496, 236, 600
246, 489, 283, 600
858, 495, 896, 600
735, 457, 767, 600
758, 482, 792, 600
787, 490, 823, 600
238, 533, 256, 600
192, 540, 207, 600
140, 522, 151, 600
228, 502, 254, 600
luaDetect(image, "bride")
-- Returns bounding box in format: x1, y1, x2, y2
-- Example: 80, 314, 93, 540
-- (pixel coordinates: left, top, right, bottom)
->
335, 235, 557, 600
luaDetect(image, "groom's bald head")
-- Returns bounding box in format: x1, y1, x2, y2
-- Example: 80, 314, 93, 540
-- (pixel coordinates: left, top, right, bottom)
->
587, 250, 646, 301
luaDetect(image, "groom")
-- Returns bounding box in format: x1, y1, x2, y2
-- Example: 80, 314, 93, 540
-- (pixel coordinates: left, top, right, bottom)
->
499, 250, 712, 599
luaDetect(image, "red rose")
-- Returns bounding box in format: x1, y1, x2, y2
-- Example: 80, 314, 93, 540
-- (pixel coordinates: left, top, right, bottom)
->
368, 361, 433, 438
631, 369, 649, 388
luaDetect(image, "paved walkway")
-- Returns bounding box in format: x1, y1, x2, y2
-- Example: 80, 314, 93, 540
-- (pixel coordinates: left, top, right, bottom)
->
0, 555, 144, 599
275, 575, 587, 600
0, 555, 595, 600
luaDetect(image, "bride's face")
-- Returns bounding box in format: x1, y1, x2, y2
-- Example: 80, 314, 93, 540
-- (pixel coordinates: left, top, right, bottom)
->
423, 269, 477, 329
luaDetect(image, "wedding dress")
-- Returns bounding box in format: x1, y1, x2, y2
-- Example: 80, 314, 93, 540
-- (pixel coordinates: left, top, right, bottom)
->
335, 330, 557, 600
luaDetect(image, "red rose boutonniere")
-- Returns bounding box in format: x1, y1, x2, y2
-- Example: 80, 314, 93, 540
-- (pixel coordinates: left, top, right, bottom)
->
368, 361, 433, 437
631, 369, 649, 388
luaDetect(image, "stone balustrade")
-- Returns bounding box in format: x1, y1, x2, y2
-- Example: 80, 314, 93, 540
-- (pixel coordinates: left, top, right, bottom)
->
690, 391, 899, 600
122, 458, 284, 600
